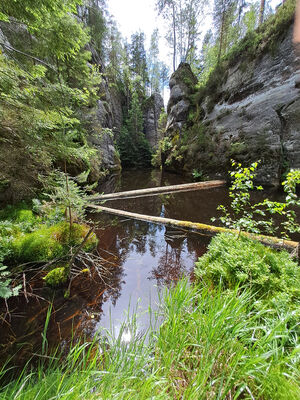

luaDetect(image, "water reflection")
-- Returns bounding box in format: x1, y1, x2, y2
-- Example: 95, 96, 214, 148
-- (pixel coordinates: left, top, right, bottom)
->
91, 217, 207, 337
1, 169, 296, 366
0, 170, 210, 365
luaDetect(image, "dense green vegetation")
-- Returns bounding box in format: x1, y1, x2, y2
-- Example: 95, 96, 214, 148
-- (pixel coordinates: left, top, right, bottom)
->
0, 168, 98, 298
195, 0, 296, 101
196, 232, 300, 329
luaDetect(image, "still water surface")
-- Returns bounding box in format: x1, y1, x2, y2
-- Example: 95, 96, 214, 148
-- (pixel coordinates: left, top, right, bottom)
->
0, 169, 292, 364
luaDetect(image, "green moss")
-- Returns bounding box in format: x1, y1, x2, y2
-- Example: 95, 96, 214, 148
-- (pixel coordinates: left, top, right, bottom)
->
0, 202, 33, 222
12, 222, 98, 263
43, 267, 68, 287
13, 226, 65, 262
59, 223, 98, 251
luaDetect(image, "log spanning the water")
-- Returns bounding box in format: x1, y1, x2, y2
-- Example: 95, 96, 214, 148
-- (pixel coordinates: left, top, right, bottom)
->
88, 204, 299, 254
91, 180, 226, 201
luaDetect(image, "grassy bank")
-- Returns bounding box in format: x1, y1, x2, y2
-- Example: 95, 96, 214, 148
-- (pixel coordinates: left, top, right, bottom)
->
1, 260, 299, 399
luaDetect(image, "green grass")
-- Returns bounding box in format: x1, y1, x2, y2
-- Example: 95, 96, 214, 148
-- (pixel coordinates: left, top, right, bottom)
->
1, 277, 299, 399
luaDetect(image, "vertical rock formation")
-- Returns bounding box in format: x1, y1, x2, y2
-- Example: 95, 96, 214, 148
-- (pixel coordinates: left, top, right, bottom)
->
144, 92, 164, 149
166, 63, 198, 135
83, 76, 123, 181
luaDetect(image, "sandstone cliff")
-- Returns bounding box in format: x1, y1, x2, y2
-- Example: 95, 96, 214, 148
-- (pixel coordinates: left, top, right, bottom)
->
83, 76, 123, 182
164, 19, 300, 185
144, 92, 164, 150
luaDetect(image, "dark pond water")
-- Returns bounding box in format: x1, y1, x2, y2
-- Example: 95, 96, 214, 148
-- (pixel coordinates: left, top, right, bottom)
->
0, 169, 297, 366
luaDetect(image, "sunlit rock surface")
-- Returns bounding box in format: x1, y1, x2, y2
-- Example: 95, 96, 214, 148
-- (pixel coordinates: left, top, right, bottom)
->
165, 24, 300, 185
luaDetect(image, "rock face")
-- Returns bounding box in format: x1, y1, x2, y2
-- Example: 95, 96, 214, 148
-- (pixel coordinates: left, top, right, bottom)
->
165, 24, 300, 185
84, 76, 122, 180
166, 63, 198, 134
144, 93, 164, 149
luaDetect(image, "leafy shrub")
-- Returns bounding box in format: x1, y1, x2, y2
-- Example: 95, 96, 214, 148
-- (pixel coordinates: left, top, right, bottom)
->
192, 169, 206, 181
0, 264, 21, 299
213, 161, 300, 237
13, 222, 98, 263
195, 232, 300, 301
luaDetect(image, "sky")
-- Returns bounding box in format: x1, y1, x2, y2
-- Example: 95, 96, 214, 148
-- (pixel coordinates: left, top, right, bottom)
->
107, 0, 169, 61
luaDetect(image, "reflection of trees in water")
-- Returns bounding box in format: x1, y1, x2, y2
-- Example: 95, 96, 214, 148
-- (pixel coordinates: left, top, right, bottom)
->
150, 228, 192, 286
96, 219, 163, 305
2, 170, 216, 369
186, 233, 211, 259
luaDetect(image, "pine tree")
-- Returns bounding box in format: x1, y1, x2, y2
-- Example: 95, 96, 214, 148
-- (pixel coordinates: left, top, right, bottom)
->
130, 32, 149, 88
213, 0, 236, 63
156, 0, 205, 71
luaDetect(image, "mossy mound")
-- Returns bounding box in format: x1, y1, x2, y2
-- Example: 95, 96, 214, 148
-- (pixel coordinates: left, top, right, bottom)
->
13, 222, 98, 263
43, 266, 68, 287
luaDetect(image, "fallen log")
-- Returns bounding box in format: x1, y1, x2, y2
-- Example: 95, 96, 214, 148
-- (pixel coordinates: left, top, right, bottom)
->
88, 204, 299, 254
91, 180, 226, 201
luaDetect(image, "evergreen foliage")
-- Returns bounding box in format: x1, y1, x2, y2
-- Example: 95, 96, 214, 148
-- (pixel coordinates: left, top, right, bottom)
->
156, 0, 206, 71
0, 0, 102, 201
118, 91, 152, 167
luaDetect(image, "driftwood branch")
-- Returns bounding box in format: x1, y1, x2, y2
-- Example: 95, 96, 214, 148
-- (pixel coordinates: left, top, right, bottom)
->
91, 180, 226, 201
88, 204, 299, 253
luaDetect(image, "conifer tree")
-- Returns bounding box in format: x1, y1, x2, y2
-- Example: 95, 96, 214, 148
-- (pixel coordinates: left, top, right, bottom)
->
213, 0, 236, 63
130, 32, 149, 89
148, 29, 161, 94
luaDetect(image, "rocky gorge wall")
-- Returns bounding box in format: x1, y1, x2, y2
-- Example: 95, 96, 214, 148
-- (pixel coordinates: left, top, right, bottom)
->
164, 20, 300, 185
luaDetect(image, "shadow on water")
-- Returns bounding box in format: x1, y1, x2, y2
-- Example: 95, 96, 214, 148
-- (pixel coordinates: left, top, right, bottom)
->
0, 169, 298, 367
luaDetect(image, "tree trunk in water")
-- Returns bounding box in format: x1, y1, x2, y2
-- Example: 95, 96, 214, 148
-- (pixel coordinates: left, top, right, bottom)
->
90, 180, 226, 201
88, 204, 299, 254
